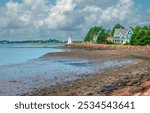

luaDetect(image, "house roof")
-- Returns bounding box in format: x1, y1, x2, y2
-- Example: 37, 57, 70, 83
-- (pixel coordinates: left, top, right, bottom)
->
114, 29, 129, 37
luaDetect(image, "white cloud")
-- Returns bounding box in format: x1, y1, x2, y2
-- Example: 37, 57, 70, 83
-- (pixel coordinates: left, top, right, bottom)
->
19, 13, 31, 23
147, 8, 150, 14
0, 0, 146, 40
44, 0, 75, 30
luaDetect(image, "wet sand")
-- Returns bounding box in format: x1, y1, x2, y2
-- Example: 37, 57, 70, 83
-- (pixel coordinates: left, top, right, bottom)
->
24, 44, 150, 96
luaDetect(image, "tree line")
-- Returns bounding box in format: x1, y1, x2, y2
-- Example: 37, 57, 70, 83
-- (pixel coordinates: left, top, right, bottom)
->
130, 26, 150, 45
0, 39, 63, 44
84, 24, 150, 45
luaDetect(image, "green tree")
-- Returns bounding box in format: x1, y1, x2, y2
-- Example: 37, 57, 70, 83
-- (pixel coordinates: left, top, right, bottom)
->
84, 26, 101, 42
130, 26, 150, 46
84, 26, 109, 44
111, 23, 125, 36
97, 33, 108, 44
130, 34, 137, 45
97, 28, 109, 44
134, 26, 141, 33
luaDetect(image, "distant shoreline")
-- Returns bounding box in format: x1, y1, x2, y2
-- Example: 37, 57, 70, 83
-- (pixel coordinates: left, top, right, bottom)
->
0, 39, 64, 44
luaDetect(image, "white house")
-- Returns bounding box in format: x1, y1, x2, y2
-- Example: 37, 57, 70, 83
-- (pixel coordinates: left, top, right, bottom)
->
112, 28, 133, 44
67, 35, 72, 44
92, 35, 98, 43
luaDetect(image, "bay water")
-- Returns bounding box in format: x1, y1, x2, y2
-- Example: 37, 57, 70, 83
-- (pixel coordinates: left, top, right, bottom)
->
0, 43, 63, 66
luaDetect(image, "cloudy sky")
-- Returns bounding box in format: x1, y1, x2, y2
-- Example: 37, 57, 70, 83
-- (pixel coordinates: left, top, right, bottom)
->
0, 0, 150, 41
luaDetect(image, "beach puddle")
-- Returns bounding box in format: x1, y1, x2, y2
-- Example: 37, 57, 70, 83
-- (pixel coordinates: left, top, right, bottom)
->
65, 62, 92, 67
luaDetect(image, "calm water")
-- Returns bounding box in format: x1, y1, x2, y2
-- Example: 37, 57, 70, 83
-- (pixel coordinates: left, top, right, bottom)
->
0, 43, 136, 95
0, 43, 63, 65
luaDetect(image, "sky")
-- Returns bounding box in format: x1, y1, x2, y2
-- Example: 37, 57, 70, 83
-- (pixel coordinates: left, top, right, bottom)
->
0, 0, 150, 41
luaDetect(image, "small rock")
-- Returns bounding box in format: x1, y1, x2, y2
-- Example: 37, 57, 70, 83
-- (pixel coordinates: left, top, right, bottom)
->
130, 78, 141, 84
134, 93, 142, 96
84, 91, 94, 96
143, 88, 150, 96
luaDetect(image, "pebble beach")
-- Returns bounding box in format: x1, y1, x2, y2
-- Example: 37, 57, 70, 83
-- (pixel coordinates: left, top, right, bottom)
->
24, 44, 150, 96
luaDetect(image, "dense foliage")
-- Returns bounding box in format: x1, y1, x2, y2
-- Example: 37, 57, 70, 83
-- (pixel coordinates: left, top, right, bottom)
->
97, 28, 109, 44
84, 26, 109, 44
130, 26, 150, 45
84, 26, 101, 42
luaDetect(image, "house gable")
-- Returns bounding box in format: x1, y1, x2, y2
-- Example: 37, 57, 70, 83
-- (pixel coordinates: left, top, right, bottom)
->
125, 29, 133, 39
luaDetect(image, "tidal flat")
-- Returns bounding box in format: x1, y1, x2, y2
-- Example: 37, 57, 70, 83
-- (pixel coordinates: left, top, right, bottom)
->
0, 44, 150, 96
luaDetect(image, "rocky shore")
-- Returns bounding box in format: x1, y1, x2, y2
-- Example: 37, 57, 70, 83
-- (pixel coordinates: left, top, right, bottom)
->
65, 43, 150, 51
25, 44, 150, 96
